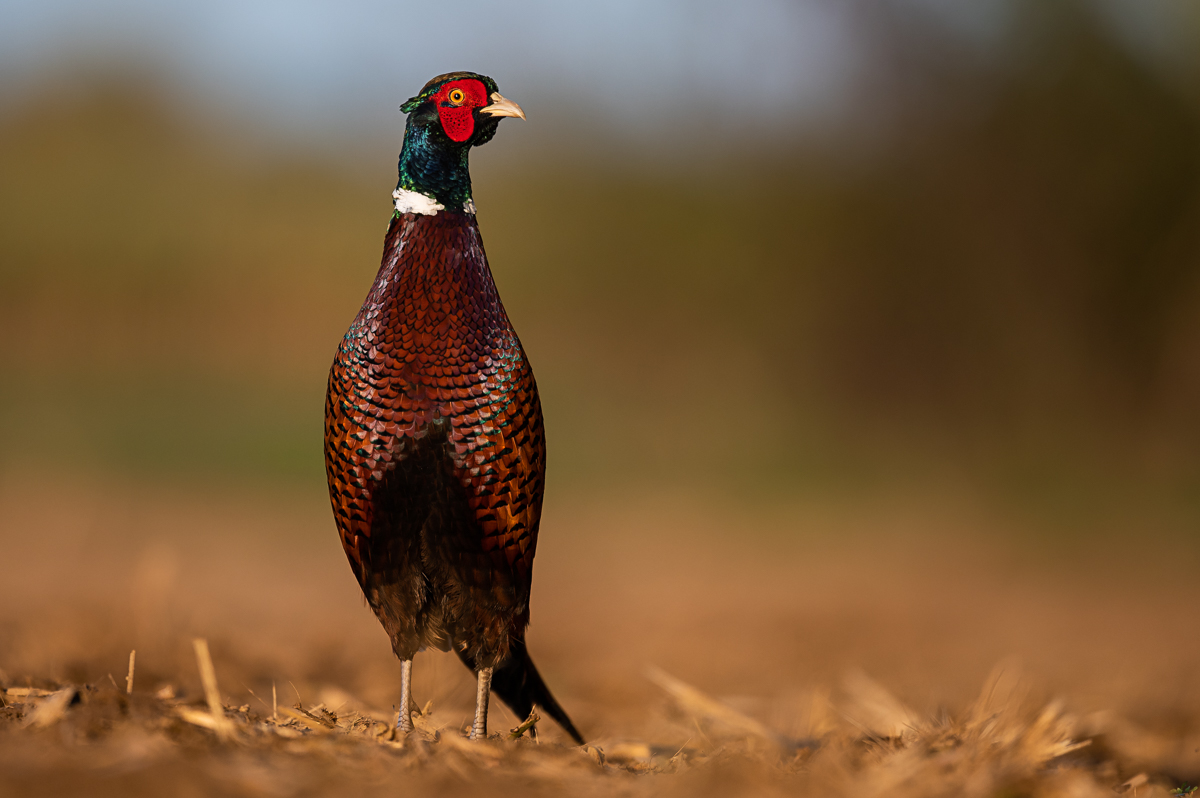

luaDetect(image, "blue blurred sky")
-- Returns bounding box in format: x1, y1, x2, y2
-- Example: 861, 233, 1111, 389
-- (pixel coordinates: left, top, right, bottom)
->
0, 0, 1195, 147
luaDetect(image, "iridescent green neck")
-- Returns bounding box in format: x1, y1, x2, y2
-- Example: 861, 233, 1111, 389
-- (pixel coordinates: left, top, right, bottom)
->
395, 121, 473, 214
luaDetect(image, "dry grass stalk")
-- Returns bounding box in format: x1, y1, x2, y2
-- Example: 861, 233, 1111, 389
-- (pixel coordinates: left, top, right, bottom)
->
23, 688, 75, 728
407, 701, 441, 741
126, 650, 136, 695
509, 709, 540, 740
646, 665, 789, 749
841, 670, 919, 739
1122, 773, 1149, 793
176, 706, 221, 731
191, 638, 234, 740
818, 669, 1096, 798
277, 706, 335, 734
605, 742, 652, 765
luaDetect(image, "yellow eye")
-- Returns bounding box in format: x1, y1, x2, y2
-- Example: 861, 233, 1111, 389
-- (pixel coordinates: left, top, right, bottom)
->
448, 88, 465, 105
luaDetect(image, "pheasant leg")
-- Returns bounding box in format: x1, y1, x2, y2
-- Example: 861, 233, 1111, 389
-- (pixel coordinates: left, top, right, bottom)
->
469, 666, 493, 740
395, 659, 413, 734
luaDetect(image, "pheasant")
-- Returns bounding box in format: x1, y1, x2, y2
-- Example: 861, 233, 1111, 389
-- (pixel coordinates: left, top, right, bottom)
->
324, 72, 584, 744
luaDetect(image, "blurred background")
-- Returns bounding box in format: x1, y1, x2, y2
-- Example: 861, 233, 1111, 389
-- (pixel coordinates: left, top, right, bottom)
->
4, 0, 1200, 519
2, 0, 1200, 772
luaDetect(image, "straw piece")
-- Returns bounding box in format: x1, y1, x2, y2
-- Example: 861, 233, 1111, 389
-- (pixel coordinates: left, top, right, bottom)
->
192, 639, 233, 740
278, 706, 335, 733
409, 702, 440, 739
841, 670, 919, 739
25, 688, 75, 728
646, 666, 787, 749
509, 709, 540, 740
606, 742, 652, 764
126, 650, 136, 695
177, 706, 220, 730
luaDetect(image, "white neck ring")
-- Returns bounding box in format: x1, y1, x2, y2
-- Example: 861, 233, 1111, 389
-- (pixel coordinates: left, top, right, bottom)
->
393, 187, 444, 216
392, 187, 477, 216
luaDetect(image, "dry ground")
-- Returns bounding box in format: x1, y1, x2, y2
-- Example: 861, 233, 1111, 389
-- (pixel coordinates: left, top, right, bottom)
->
1, 472, 1198, 797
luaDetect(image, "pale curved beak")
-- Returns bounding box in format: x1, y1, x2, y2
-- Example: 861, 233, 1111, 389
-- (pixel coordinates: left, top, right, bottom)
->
481, 92, 526, 120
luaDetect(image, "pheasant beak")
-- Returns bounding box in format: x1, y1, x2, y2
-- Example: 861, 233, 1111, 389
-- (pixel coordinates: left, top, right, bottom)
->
481, 92, 526, 120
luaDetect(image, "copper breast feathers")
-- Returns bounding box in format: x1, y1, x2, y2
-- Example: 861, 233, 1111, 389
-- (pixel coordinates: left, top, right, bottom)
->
324, 212, 545, 597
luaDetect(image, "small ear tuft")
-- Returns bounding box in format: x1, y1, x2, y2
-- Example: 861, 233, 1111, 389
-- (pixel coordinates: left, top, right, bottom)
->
400, 95, 424, 114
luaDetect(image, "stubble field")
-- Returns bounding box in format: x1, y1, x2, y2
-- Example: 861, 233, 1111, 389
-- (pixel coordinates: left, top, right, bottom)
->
1, 472, 1197, 797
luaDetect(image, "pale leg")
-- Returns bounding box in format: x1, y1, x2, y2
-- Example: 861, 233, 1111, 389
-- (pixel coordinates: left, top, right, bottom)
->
395, 659, 413, 734
469, 666, 493, 740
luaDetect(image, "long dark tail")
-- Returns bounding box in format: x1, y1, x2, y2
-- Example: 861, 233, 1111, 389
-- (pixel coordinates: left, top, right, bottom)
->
456, 639, 585, 745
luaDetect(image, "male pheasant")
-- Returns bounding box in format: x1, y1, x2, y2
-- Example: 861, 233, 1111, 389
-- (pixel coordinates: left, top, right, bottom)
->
324, 72, 584, 744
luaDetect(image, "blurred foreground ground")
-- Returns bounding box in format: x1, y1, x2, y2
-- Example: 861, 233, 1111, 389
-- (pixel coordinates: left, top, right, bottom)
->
1, 472, 1197, 797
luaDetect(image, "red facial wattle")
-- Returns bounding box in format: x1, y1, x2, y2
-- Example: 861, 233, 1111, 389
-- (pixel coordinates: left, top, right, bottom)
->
434, 79, 489, 142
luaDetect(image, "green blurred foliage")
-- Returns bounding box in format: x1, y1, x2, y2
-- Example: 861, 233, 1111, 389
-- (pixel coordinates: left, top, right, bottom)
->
2, 4, 1199, 519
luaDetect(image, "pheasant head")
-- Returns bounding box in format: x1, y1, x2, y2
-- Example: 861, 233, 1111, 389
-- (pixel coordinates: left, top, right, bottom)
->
394, 72, 525, 215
